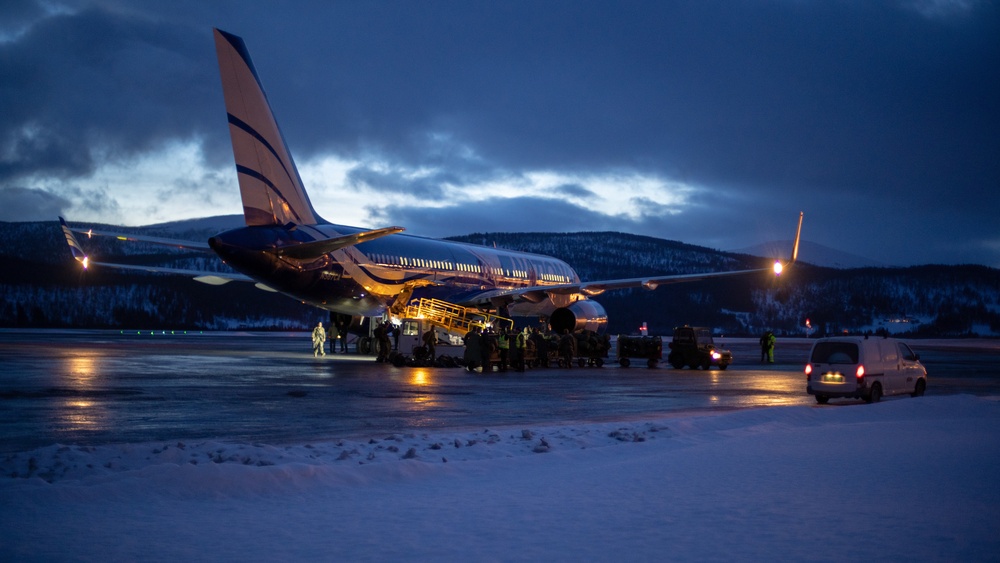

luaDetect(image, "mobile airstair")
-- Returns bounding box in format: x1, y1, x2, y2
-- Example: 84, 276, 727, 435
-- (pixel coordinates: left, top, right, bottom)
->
400, 298, 513, 336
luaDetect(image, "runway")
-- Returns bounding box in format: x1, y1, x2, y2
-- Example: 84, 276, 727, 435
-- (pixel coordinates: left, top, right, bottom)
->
1, 330, 996, 453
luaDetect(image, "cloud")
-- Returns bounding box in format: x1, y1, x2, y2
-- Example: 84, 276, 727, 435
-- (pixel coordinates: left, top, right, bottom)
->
0, 186, 71, 221
0, 7, 221, 184
903, 0, 985, 19
0, 1, 997, 266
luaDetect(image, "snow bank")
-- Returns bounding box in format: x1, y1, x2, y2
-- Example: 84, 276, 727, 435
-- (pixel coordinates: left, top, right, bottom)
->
2, 395, 999, 561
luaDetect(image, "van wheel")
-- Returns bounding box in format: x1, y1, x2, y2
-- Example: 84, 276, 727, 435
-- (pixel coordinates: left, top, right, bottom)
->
911, 379, 926, 397
866, 383, 883, 404
816, 395, 829, 404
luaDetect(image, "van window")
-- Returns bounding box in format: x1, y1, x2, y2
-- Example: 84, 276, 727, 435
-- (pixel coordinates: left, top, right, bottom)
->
898, 342, 918, 361
880, 341, 898, 364
811, 342, 859, 364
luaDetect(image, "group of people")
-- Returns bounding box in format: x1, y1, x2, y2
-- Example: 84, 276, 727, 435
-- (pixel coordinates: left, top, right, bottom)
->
311, 318, 351, 357
461, 326, 611, 372
462, 326, 529, 373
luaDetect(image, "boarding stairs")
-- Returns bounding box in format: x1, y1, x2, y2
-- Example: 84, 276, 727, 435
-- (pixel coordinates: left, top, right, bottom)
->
400, 298, 513, 335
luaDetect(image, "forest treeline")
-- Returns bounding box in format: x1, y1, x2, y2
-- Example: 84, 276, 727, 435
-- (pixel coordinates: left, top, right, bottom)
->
2, 221, 997, 336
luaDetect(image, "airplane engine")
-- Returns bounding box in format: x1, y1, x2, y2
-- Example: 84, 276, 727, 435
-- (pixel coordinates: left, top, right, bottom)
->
549, 300, 608, 334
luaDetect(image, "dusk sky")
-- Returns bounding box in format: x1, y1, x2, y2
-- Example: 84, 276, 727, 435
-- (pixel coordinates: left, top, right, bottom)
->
1, 1, 998, 267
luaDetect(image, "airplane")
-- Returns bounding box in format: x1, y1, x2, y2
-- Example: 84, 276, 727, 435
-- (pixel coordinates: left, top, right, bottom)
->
60, 28, 803, 341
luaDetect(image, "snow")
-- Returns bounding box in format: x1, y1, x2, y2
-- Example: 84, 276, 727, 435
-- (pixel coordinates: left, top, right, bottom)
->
2, 395, 999, 561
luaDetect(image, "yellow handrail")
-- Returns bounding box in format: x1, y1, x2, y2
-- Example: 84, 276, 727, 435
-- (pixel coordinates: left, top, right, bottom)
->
401, 298, 513, 335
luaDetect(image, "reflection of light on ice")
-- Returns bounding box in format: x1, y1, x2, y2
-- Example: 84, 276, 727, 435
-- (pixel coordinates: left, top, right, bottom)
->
60, 400, 100, 429
67, 356, 98, 382
58, 355, 107, 431
410, 369, 432, 387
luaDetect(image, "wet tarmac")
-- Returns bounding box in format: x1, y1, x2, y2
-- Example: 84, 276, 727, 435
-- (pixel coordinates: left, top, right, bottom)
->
1, 330, 997, 453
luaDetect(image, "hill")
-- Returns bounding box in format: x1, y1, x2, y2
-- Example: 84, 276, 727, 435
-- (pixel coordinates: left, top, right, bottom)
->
1, 220, 997, 336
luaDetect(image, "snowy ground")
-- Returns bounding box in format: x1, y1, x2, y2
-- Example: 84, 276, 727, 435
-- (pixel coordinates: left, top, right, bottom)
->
2, 394, 998, 561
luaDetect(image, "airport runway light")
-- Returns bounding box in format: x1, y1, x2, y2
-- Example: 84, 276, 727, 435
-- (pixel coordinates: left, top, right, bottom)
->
773, 261, 784, 275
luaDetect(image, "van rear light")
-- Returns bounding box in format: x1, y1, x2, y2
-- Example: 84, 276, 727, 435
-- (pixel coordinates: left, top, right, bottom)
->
856, 365, 865, 378
805, 364, 812, 381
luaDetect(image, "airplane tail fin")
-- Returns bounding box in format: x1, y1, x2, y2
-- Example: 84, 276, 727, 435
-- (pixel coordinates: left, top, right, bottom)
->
213, 28, 322, 227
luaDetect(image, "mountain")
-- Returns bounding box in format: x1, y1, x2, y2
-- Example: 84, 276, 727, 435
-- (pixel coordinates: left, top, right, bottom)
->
1, 220, 998, 336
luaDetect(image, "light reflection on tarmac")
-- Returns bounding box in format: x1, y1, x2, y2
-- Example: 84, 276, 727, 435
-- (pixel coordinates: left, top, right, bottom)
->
0, 330, 996, 453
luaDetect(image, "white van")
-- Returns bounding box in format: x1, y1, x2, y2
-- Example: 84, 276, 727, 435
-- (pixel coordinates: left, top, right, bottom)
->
805, 336, 928, 404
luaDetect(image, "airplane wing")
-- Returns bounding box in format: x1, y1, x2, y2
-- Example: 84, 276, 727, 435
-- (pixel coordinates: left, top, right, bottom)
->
59, 217, 267, 288
464, 265, 780, 306
60, 218, 213, 251
462, 211, 804, 306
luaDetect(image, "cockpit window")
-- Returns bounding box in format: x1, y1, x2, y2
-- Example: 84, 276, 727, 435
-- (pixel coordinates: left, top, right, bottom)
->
811, 342, 859, 364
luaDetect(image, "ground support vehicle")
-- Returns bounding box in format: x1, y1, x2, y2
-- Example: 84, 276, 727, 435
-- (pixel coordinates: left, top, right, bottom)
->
667, 326, 732, 370
386, 299, 515, 368
386, 317, 470, 367
616, 335, 663, 368
806, 335, 928, 404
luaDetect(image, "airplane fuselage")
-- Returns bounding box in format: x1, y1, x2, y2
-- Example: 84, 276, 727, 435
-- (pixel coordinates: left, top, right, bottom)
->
208, 223, 581, 318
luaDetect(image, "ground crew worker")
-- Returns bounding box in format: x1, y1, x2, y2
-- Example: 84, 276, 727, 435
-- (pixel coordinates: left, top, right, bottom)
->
335, 316, 350, 353
311, 322, 327, 357
760, 330, 776, 363
422, 327, 437, 361
512, 328, 526, 372
559, 329, 576, 368
480, 328, 494, 372
328, 321, 339, 354
375, 322, 392, 362
497, 330, 509, 372
463, 327, 483, 372
529, 328, 547, 368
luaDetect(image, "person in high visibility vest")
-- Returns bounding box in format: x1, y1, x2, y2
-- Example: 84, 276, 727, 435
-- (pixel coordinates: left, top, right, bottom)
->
497, 330, 510, 372
511, 328, 526, 372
